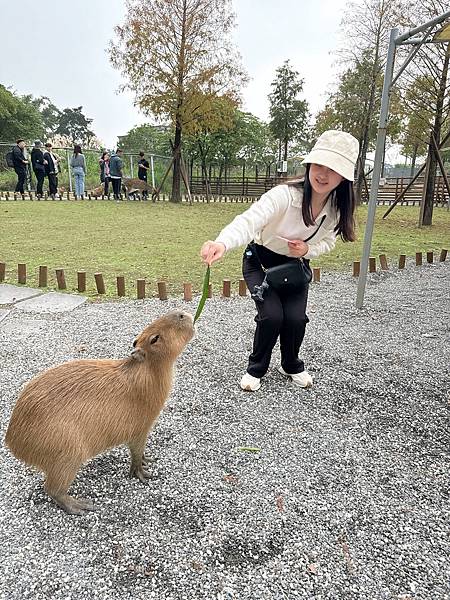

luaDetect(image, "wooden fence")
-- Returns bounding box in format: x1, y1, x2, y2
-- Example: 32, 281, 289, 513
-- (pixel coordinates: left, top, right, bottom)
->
1, 250, 447, 300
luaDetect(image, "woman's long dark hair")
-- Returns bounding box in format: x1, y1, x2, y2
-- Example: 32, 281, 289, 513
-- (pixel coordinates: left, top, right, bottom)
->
287, 164, 356, 242
73, 144, 82, 156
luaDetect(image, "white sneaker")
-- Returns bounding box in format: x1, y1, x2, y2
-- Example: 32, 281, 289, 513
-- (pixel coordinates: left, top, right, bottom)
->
278, 366, 313, 388
240, 372, 261, 391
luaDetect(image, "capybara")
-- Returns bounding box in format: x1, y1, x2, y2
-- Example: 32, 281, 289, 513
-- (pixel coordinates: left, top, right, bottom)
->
121, 177, 155, 198
5, 310, 194, 516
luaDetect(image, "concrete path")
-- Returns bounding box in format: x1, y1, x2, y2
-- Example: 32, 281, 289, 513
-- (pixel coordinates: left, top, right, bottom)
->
0, 284, 87, 320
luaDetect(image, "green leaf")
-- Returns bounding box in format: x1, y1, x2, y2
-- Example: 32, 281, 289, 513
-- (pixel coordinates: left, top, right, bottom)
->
193, 265, 210, 323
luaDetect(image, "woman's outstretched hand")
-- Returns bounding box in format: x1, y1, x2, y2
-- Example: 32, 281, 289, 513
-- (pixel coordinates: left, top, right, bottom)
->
200, 241, 226, 265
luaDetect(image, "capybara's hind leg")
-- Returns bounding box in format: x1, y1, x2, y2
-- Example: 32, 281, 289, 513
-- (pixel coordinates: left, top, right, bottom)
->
44, 463, 94, 516
128, 436, 151, 484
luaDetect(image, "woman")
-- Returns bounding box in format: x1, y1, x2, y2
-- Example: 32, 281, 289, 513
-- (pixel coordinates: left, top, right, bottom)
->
200, 130, 359, 391
99, 151, 110, 195
70, 145, 86, 198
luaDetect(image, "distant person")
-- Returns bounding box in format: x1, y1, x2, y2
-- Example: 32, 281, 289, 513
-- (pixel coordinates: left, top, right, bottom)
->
99, 151, 111, 195
137, 151, 150, 198
109, 149, 124, 200
30, 140, 47, 197
43, 142, 60, 196
70, 144, 86, 198
12, 139, 29, 195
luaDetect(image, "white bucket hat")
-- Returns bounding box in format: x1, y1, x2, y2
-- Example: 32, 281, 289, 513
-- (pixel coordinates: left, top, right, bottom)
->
302, 130, 359, 181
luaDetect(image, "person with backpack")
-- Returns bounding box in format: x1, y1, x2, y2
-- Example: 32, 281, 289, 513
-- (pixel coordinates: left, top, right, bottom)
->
43, 142, 61, 197
30, 140, 47, 197
200, 130, 359, 392
70, 145, 86, 198
109, 149, 124, 200
11, 139, 29, 195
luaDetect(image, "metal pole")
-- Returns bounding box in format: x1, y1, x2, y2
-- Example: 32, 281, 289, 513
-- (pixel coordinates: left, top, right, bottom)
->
356, 28, 398, 309
150, 155, 155, 188
66, 149, 73, 193
130, 155, 134, 178
395, 10, 450, 44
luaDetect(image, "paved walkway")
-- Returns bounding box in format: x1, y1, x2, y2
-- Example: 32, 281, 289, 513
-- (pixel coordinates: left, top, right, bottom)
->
0, 284, 87, 323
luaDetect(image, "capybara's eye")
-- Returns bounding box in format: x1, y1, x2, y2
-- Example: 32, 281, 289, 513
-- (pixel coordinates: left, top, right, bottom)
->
150, 335, 159, 345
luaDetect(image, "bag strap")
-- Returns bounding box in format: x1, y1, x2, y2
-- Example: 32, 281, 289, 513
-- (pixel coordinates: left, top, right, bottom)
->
303, 214, 327, 242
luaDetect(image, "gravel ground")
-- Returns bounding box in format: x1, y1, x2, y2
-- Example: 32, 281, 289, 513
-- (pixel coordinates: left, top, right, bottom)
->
0, 261, 449, 600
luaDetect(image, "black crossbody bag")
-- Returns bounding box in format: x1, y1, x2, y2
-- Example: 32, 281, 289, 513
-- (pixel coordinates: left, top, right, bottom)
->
250, 215, 326, 301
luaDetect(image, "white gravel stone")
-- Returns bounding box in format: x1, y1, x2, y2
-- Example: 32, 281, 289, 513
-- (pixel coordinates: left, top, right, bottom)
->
0, 262, 449, 599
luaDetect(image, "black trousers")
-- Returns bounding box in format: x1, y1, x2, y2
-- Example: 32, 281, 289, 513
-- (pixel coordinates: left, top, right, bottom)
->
103, 176, 110, 195
48, 173, 58, 195
242, 245, 309, 378
111, 177, 122, 198
34, 169, 46, 195
15, 169, 26, 193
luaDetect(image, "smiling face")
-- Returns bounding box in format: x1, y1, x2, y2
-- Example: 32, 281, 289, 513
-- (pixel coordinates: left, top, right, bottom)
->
309, 163, 344, 196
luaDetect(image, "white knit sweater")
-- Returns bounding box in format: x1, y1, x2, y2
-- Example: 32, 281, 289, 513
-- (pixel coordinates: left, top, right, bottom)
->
215, 184, 339, 259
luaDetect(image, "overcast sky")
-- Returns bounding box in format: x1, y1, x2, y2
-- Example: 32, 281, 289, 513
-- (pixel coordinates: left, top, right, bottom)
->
1, 0, 350, 148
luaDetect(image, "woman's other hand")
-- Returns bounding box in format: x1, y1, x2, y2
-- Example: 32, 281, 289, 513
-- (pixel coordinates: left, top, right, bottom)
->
200, 241, 226, 265
287, 240, 309, 258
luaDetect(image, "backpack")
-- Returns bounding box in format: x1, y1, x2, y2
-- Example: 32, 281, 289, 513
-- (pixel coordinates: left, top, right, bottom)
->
5, 148, 14, 168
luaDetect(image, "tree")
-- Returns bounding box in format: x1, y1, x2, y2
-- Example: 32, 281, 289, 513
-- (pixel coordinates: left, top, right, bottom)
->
55, 107, 96, 147
118, 124, 172, 155
268, 60, 309, 164
110, 0, 247, 202
0, 85, 44, 142
34, 97, 62, 139
336, 0, 410, 198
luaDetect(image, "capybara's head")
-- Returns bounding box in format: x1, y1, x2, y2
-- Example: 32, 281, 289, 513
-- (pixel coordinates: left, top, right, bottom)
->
130, 310, 194, 363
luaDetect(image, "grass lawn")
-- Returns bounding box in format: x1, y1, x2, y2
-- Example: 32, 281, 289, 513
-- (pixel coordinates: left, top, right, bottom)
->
0, 199, 449, 298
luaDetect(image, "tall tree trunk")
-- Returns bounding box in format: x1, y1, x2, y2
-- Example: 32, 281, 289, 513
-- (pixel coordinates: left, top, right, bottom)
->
171, 121, 182, 203
420, 45, 449, 227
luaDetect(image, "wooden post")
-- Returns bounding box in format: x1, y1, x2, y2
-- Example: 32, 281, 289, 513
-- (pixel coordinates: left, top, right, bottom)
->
95, 273, 106, 294
379, 254, 388, 270
239, 278, 247, 296
439, 249, 448, 262
116, 276, 125, 297
56, 269, 66, 290
208, 283, 212, 298
0, 262, 5, 282
38, 266, 48, 287
313, 267, 321, 282
77, 271, 86, 292
157, 281, 168, 300
426, 251, 433, 264
137, 279, 146, 299
183, 282, 192, 301
369, 257, 376, 273
399, 255, 406, 269
415, 252, 422, 266
222, 279, 231, 297
18, 263, 26, 284
353, 261, 360, 277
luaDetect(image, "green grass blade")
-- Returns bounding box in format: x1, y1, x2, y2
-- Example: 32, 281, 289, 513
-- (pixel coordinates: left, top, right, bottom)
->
193, 265, 210, 323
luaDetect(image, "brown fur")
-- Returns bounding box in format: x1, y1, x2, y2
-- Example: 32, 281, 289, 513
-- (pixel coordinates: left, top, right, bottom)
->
122, 177, 155, 196
5, 310, 194, 516
88, 185, 105, 197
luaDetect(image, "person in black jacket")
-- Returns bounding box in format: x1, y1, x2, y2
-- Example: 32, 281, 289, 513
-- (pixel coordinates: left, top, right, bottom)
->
30, 140, 47, 197
12, 139, 29, 194
137, 151, 150, 198
43, 142, 60, 196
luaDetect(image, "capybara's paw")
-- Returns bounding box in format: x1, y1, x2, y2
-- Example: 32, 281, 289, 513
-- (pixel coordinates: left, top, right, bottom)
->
142, 452, 153, 467
130, 464, 151, 484
53, 495, 95, 516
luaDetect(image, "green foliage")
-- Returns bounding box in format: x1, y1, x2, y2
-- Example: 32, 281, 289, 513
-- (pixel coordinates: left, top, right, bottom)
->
0, 85, 44, 142
268, 60, 310, 161
55, 107, 96, 146
118, 124, 172, 155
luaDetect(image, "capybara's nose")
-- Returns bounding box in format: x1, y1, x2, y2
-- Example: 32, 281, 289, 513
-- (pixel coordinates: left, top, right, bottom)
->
179, 311, 193, 323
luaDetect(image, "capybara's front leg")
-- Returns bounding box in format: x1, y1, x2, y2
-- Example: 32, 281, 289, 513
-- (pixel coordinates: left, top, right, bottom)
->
128, 436, 151, 484
44, 464, 95, 516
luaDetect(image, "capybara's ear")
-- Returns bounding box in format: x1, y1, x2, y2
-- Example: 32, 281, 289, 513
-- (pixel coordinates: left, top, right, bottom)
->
131, 347, 146, 362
